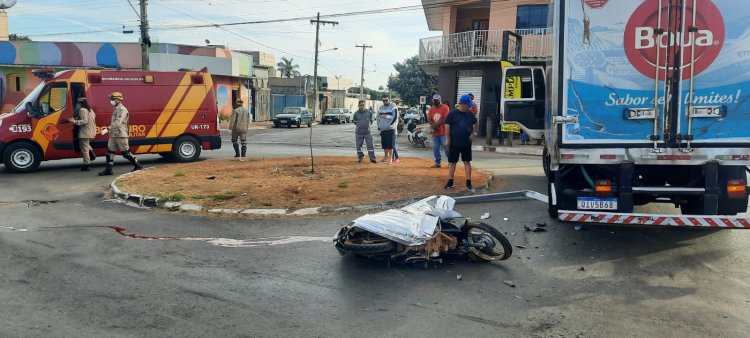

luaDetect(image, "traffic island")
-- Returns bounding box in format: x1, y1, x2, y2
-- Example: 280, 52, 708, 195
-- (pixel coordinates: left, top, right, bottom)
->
111, 156, 494, 216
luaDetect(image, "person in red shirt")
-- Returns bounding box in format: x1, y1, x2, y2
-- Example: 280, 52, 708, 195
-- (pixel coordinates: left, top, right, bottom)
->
427, 94, 450, 168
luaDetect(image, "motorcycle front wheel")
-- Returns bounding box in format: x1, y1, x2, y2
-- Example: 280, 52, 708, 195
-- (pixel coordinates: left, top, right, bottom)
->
340, 238, 395, 254
463, 220, 513, 261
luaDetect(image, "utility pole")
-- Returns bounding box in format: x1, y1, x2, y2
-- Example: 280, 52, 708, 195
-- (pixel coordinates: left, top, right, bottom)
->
356, 44, 372, 100
139, 0, 151, 70
309, 12, 338, 174
311, 13, 338, 121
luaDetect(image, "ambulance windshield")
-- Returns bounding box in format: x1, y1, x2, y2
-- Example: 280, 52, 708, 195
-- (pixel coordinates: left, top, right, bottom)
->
11, 82, 45, 114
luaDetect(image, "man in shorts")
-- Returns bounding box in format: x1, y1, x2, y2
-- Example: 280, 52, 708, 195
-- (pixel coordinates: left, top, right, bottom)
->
444, 94, 478, 190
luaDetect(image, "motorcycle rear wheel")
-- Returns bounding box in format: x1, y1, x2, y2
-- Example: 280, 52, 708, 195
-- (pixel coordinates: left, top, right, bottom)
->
464, 220, 513, 261
340, 238, 395, 254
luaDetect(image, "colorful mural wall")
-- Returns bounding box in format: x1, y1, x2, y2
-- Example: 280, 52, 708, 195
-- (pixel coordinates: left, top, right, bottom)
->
0, 41, 256, 117
0, 41, 142, 69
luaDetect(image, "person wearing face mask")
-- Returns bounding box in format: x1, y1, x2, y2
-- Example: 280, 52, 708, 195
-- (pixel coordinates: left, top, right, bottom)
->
427, 94, 450, 168
98, 92, 142, 176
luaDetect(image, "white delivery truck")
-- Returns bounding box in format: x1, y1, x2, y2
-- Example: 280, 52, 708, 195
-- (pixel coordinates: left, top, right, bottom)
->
502, 0, 750, 227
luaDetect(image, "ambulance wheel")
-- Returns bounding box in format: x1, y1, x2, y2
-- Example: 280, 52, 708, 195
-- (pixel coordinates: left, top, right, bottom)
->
171, 136, 201, 162
3, 142, 42, 173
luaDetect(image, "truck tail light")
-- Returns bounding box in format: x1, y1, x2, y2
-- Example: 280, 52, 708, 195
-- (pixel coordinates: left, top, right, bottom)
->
595, 180, 613, 197
726, 179, 746, 199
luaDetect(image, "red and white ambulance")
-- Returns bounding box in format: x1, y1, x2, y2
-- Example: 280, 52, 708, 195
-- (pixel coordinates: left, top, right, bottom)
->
0, 68, 221, 172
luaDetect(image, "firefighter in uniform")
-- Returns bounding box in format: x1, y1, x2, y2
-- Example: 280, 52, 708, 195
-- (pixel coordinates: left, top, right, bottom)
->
98, 92, 143, 176
229, 98, 250, 161
66, 97, 97, 171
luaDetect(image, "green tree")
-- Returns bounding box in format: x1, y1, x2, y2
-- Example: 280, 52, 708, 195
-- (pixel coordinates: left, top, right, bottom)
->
387, 55, 437, 106
276, 57, 300, 78
347, 86, 389, 100
9, 34, 32, 41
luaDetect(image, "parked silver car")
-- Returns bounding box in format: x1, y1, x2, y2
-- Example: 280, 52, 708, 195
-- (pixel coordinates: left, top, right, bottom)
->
322, 108, 350, 124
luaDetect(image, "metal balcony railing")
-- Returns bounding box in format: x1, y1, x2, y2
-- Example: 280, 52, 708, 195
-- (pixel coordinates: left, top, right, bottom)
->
419, 28, 552, 63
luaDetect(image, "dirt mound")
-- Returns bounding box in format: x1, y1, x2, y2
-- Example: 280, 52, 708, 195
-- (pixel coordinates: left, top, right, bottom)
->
117, 156, 492, 211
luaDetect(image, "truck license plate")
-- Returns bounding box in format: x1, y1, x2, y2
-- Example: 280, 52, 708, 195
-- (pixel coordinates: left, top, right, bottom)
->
577, 198, 617, 210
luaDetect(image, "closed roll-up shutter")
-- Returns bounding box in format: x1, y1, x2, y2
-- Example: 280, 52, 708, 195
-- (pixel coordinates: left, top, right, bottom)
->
456, 76, 482, 115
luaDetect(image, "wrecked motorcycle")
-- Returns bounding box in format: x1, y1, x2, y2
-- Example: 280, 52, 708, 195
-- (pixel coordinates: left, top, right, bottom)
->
333, 196, 512, 265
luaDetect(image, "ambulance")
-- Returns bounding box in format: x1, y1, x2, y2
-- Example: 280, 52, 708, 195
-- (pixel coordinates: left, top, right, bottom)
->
0, 68, 221, 172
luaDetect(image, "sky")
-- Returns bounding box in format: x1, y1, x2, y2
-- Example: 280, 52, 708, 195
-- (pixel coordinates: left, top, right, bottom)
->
5, 0, 438, 89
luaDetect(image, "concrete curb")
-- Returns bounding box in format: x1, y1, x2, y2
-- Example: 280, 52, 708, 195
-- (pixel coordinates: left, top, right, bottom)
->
110, 169, 494, 216
424, 139, 543, 156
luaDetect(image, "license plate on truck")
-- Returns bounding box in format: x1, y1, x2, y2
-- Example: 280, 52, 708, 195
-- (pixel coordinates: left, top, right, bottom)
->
577, 198, 617, 210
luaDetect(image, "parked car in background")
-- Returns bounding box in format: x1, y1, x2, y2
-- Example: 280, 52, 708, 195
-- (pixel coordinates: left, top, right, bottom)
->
322, 108, 349, 124
403, 108, 424, 124
273, 107, 312, 128
342, 108, 353, 122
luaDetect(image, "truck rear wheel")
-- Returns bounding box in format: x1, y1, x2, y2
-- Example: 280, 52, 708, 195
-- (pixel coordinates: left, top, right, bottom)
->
3, 142, 42, 173
171, 136, 201, 162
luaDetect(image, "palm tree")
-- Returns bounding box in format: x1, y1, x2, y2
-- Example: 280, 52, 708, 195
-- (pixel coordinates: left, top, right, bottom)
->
276, 57, 301, 78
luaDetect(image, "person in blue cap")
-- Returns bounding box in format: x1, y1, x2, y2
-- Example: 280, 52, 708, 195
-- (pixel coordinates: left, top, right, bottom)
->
444, 94, 478, 190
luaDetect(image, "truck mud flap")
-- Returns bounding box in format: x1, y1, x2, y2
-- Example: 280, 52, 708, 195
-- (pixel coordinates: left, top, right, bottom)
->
558, 210, 750, 228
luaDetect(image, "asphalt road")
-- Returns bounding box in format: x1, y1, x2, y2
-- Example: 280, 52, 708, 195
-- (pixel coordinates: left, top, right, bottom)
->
1, 124, 749, 337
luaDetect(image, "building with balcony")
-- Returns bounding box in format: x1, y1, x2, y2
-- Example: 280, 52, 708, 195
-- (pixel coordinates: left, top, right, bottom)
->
419, 0, 551, 136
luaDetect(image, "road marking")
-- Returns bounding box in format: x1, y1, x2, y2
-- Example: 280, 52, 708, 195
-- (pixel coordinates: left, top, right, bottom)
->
0, 225, 29, 232
110, 226, 328, 248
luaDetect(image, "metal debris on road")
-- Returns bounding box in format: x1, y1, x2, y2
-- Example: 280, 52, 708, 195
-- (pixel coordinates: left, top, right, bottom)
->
536, 222, 547, 227
515, 245, 527, 249
480, 213, 490, 220
503, 280, 516, 288
503, 217, 509, 221
574, 225, 583, 231
456, 275, 463, 281
206, 175, 217, 180
578, 266, 586, 271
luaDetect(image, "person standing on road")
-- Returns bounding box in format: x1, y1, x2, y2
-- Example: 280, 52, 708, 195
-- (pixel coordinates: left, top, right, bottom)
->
377, 95, 398, 164
229, 98, 250, 161
98, 92, 142, 176
65, 97, 97, 171
444, 94, 478, 190
427, 94, 450, 168
353, 100, 377, 163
